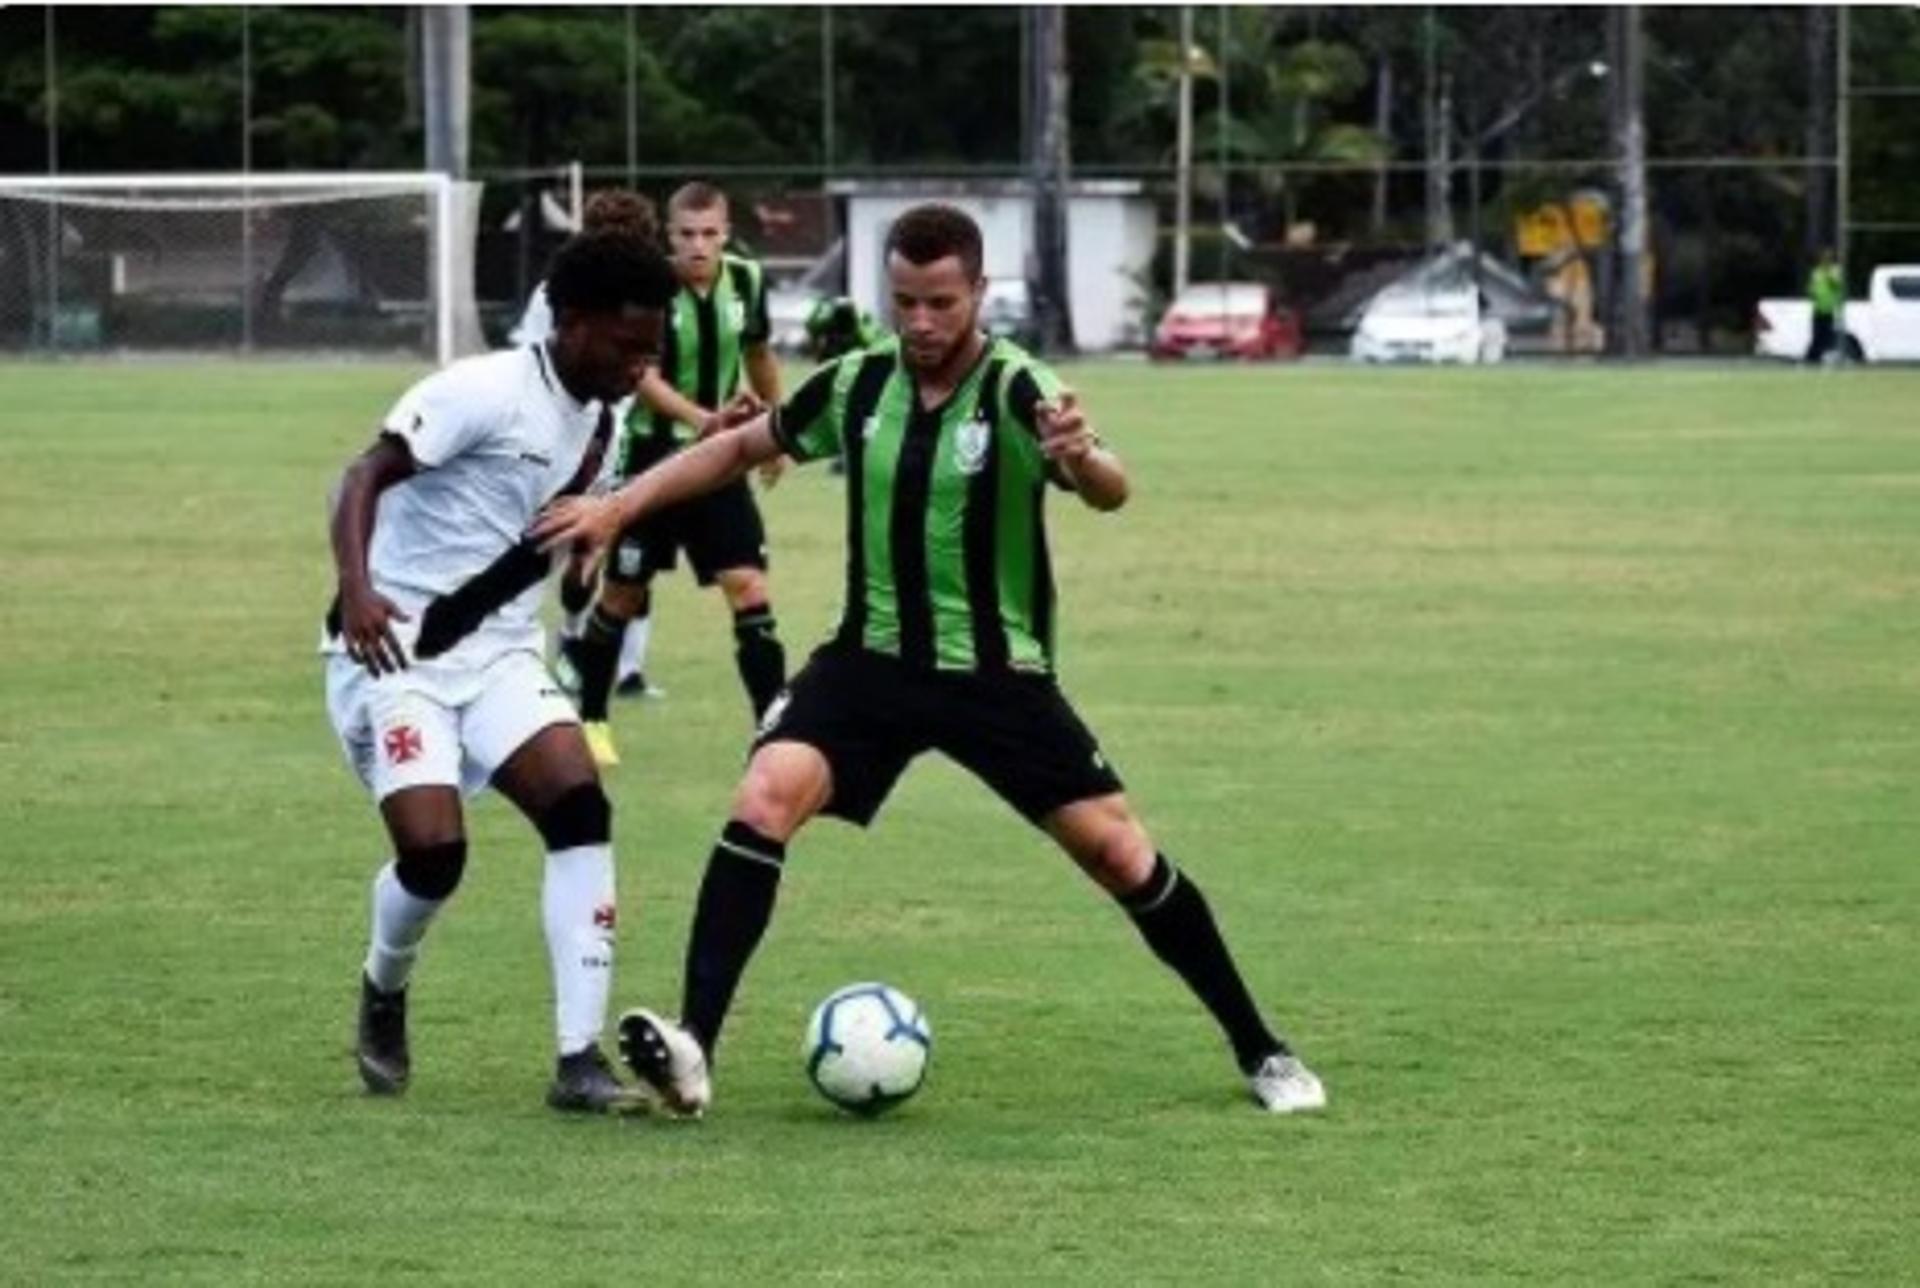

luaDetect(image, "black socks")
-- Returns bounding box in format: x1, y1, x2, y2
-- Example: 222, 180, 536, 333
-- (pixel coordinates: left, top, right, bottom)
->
681, 821, 787, 1057
1123, 854, 1286, 1073
732, 603, 786, 720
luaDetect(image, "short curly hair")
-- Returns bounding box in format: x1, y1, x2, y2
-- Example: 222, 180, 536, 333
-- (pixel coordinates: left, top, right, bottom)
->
885, 204, 983, 280
582, 188, 659, 243
544, 231, 677, 315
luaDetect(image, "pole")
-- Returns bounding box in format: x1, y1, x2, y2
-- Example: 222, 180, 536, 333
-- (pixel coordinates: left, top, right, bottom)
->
1217, 3, 1229, 281
241, 5, 254, 352
1032, 4, 1074, 353
1613, 3, 1649, 357
822, 7, 836, 175
422, 5, 470, 179
1174, 5, 1194, 297
45, 4, 59, 349
625, 7, 637, 186
1836, 3, 1849, 292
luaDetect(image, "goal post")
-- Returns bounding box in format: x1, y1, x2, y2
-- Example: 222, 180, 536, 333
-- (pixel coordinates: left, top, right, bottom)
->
0, 173, 479, 363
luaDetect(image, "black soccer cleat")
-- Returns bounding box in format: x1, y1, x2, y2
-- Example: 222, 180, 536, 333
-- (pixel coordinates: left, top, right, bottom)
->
546, 1044, 649, 1115
356, 975, 411, 1096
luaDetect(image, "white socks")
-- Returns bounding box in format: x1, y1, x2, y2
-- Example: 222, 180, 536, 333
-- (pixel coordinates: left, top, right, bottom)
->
543, 844, 617, 1056
363, 863, 443, 993
618, 614, 651, 685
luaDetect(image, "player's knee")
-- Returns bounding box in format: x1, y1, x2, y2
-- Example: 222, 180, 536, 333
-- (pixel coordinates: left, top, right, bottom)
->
731, 772, 805, 843
536, 781, 612, 851
395, 837, 468, 901
719, 568, 768, 610
600, 580, 648, 620
1060, 807, 1155, 893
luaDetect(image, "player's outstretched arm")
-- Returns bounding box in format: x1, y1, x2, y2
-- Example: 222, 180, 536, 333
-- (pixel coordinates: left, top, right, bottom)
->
330, 434, 418, 675
1039, 392, 1128, 511
532, 402, 783, 571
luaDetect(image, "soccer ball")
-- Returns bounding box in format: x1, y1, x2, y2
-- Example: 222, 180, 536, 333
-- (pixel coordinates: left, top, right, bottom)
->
803, 982, 932, 1116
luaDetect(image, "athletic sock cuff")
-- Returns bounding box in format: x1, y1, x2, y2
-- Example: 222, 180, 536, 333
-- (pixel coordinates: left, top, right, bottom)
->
732, 604, 776, 632
718, 820, 786, 869
1120, 853, 1181, 915
585, 605, 626, 642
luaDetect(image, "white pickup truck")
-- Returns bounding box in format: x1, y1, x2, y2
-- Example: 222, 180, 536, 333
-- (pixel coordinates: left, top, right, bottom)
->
1754, 264, 1920, 362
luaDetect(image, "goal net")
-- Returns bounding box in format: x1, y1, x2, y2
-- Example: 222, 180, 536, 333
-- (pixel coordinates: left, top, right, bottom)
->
0, 173, 478, 363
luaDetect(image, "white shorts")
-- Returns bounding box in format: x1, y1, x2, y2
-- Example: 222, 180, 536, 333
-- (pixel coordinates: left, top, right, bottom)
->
325, 648, 579, 801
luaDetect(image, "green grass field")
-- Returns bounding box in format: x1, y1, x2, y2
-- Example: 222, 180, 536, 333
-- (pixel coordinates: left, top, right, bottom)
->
3, 358, 1918, 1284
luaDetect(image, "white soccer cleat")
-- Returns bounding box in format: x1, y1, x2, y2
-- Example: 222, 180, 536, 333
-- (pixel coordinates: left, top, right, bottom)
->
1247, 1053, 1327, 1114
617, 1008, 711, 1119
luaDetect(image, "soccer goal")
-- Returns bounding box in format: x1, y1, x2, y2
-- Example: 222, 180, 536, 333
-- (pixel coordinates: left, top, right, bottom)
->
0, 173, 477, 363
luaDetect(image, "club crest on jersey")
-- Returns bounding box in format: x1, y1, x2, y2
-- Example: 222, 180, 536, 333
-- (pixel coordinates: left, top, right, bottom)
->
861, 414, 880, 442
954, 415, 991, 475
727, 299, 746, 331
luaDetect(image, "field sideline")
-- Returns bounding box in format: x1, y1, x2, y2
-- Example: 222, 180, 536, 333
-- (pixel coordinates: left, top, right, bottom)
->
2, 359, 1917, 1283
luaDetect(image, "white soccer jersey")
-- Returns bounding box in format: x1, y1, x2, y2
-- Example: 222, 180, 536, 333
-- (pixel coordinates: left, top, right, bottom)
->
505, 281, 627, 489
509, 282, 555, 347
324, 344, 607, 669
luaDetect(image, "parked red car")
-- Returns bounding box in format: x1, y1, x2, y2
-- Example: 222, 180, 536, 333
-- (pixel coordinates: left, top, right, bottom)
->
1150, 282, 1304, 360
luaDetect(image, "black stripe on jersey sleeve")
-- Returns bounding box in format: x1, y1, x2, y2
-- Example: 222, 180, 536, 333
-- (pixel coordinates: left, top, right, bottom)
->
771, 361, 839, 461
1004, 365, 1072, 490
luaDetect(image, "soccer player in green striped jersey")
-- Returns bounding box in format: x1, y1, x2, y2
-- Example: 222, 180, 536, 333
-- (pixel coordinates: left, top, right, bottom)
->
535, 204, 1326, 1116
564, 182, 788, 768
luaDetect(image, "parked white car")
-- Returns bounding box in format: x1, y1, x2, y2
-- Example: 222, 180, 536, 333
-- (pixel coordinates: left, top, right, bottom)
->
1351, 285, 1507, 364
1754, 264, 1920, 363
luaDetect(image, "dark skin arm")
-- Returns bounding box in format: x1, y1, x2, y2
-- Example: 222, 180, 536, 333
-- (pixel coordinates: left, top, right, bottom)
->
330, 433, 418, 675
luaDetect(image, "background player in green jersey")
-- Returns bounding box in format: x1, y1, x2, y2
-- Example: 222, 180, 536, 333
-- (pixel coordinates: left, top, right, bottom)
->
563, 182, 787, 767
535, 204, 1326, 1117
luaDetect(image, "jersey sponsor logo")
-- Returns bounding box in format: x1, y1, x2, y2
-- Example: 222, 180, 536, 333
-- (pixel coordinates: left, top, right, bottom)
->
518, 450, 552, 467
383, 724, 425, 765
954, 415, 991, 475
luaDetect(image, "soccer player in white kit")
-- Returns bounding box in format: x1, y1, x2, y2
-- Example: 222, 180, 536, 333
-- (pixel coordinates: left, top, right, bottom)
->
324, 231, 677, 1113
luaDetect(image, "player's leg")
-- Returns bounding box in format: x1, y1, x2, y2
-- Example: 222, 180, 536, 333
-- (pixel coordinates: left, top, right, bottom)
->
693, 483, 785, 721
1041, 793, 1323, 1112
568, 523, 662, 766
714, 565, 784, 720
474, 659, 643, 1113
616, 741, 829, 1118
358, 782, 467, 1095
327, 658, 470, 1096
621, 647, 913, 1113
944, 674, 1324, 1112
614, 602, 658, 697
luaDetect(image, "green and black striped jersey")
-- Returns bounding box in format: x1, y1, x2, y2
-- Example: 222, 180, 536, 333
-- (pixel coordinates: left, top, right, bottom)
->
771, 335, 1075, 675
637, 251, 770, 445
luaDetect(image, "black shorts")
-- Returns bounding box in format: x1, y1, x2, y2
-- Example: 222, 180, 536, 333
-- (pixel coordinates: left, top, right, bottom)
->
606, 433, 768, 587
754, 644, 1124, 827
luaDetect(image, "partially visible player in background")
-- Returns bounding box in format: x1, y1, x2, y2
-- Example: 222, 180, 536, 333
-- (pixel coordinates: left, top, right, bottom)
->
510, 188, 665, 701
803, 297, 885, 474
803, 295, 886, 362
325, 231, 677, 1114
562, 181, 788, 768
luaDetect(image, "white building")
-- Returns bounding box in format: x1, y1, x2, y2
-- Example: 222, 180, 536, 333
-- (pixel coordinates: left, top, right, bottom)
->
828, 180, 1158, 352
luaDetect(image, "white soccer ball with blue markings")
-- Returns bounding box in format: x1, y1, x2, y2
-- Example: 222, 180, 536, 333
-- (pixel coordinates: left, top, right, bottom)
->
803, 982, 932, 1116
